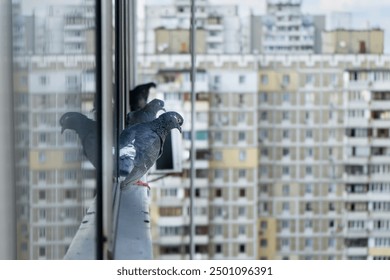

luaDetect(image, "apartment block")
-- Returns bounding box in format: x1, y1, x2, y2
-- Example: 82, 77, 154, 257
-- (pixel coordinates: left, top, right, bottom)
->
322, 29, 384, 54
13, 55, 96, 259
12, 0, 96, 259
344, 66, 390, 260
257, 54, 390, 260
251, 0, 325, 54
139, 55, 258, 259
139, 53, 390, 260
142, 0, 245, 54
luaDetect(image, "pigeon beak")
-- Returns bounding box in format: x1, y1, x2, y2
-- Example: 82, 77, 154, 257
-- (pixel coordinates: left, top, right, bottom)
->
61, 126, 65, 134
161, 108, 166, 112
177, 126, 182, 133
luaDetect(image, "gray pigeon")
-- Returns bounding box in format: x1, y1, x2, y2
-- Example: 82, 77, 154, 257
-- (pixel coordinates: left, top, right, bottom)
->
129, 82, 156, 111
60, 112, 98, 168
119, 111, 184, 187
126, 98, 165, 127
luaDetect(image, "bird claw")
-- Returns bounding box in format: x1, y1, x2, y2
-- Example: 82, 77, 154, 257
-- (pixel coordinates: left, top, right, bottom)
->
135, 180, 150, 189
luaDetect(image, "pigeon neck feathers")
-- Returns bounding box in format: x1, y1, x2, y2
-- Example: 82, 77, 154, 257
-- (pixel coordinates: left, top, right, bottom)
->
150, 111, 183, 138
61, 112, 95, 141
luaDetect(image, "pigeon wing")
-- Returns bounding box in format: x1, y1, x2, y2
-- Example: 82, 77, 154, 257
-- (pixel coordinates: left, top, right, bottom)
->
118, 128, 137, 177
121, 125, 162, 184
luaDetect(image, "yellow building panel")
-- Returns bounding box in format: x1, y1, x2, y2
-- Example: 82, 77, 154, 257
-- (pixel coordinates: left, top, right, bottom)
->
30, 150, 80, 169
258, 70, 298, 91
258, 217, 277, 260
369, 248, 390, 256
210, 148, 258, 168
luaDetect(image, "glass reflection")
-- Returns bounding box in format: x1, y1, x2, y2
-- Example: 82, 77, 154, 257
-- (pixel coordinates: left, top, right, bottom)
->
12, 0, 96, 259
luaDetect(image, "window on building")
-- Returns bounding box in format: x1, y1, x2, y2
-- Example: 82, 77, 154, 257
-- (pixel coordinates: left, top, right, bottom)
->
39, 190, 46, 200
213, 151, 222, 161
238, 131, 246, 142
305, 129, 313, 139
261, 74, 269, 85
239, 150, 246, 161
282, 92, 290, 102
214, 169, 223, 180
39, 76, 48, 85
210, 225, 223, 236
238, 206, 246, 217
238, 225, 246, 235
39, 209, 46, 220
305, 184, 313, 194
282, 74, 290, 85
238, 169, 246, 179
305, 74, 314, 84
39, 247, 46, 257
282, 129, 289, 139
282, 185, 290, 195
305, 238, 313, 248
281, 220, 289, 229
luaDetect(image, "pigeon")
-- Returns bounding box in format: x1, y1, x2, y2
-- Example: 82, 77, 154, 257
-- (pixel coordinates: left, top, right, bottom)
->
119, 111, 184, 187
126, 98, 165, 127
60, 112, 98, 168
129, 82, 156, 111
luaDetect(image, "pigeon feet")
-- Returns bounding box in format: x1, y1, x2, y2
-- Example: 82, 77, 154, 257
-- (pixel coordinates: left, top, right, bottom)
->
135, 180, 150, 189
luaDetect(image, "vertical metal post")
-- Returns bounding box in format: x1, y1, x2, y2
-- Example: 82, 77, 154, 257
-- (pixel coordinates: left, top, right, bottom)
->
128, 0, 137, 90
102, 0, 113, 260
189, 0, 196, 260
0, 0, 16, 259
95, 0, 104, 260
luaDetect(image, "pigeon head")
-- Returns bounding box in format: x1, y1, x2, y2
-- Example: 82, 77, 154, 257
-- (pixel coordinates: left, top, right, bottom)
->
59, 112, 88, 134
158, 111, 184, 133
145, 98, 166, 114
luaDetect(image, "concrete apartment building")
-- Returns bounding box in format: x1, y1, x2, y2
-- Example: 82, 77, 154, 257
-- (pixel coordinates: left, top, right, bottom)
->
138, 55, 258, 259
12, 0, 96, 259
140, 0, 390, 261
140, 53, 390, 260
250, 0, 326, 54
343, 66, 390, 260
322, 29, 384, 55
142, 0, 246, 54
10, 0, 390, 260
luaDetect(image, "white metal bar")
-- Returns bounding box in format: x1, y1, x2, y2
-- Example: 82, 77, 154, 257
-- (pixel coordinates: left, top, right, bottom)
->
189, 0, 196, 260
0, 0, 16, 259
102, 0, 114, 260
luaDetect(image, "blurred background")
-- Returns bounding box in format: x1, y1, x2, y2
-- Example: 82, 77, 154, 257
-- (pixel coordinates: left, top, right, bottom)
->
1, 0, 390, 260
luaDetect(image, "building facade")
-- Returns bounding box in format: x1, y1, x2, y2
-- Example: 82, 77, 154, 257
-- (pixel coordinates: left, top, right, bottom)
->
343, 66, 390, 260
251, 0, 325, 54
12, 0, 96, 259
322, 29, 384, 55
142, 0, 246, 54
138, 55, 258, 259
138, 53, 390, 260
